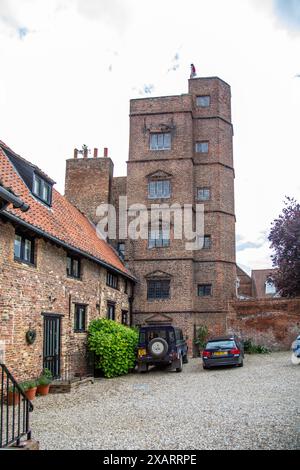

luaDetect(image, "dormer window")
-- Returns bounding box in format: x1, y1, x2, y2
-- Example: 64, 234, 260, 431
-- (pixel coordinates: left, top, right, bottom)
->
33, 174, 52, 205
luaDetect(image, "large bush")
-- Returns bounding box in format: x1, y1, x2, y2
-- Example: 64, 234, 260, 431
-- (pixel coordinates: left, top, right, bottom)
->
88, 318, 139, 378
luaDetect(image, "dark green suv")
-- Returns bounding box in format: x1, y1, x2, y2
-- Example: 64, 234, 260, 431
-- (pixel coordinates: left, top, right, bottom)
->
136, 325, 189, 373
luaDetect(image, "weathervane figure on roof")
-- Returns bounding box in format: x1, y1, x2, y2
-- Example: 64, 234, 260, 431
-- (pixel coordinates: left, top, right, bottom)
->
190, 63, 197, 79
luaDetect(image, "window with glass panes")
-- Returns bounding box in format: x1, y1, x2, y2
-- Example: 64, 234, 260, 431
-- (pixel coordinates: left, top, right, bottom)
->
198, 284, 212, 296
74, 304, 86, 332
195, 142, 209, 153
197, 188, 211, 201
147, 280, 170, 299
14, 232, 35, 264
33, 174, 52, 205
148, 221, 170, 248
148, 180, 170, 199
150, 133, 171, 150
196, 95, 211, 107
107, 271, 118, 289
107, 302, 115, 320
67, 255, 81, 279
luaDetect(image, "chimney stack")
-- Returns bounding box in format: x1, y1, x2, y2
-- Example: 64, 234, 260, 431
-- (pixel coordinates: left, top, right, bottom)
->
93, 148, 98, 158
104, 147, 108, 158
83, 147, 88, 159
74, 148, 78, 159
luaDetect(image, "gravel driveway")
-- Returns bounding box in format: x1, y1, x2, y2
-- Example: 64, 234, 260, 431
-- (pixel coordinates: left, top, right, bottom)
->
31, 352, 300, 450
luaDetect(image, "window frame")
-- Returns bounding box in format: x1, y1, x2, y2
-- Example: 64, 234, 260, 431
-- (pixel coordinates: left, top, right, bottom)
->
195, 141, 209, 154
106, 271, 118, 289
14, 231, 35, 265
74, 304, 87, 333
148, 221, 170, 248
147, 279, 170, 300
198, 284, 212, 297
121, 310, 129, 325
149, 132, 171, 151
117, 242, 125, 260
197, 187, 211, 201
66, 255, 81, 279
203, 235, 212, 249
33, 173, 52, 206
148, 179, 171, 199
107, 301, 116, 321
196, 95, 211, 108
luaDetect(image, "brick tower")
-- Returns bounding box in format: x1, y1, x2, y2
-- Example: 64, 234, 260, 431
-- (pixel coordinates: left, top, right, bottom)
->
126, 77, 236, 348
65, 147, 113, 225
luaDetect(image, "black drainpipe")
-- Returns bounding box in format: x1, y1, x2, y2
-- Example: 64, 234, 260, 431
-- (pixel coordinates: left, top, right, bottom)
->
0, 187, 29, 213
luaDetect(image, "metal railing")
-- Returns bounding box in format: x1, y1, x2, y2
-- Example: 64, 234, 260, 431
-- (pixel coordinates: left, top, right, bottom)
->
0, 363, 33, 448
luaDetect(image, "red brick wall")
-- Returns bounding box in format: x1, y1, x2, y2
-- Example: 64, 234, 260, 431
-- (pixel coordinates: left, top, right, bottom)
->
227, 298, 300, 350
65, 156, 114, 225
0, 219, 131, 381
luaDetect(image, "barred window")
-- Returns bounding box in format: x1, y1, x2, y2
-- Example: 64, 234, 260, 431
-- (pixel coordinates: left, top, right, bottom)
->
148, 180, 170, 199
150, 133, 171, 150
147, 280, 170, 299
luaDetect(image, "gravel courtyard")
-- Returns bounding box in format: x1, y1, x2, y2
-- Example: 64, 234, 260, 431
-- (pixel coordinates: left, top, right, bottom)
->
31, 352, 299, 450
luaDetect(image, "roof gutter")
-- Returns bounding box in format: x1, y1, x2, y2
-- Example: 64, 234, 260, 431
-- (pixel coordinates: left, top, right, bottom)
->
0, 187, 30, 212
1, 211, 136, 283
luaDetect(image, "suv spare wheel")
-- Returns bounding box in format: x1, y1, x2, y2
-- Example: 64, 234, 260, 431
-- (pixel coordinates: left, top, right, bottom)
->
148, 337, 168, 358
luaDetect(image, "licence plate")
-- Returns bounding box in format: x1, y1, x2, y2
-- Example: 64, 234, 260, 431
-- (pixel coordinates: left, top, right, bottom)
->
213, 351, 228, 356
138, 348, 147, 357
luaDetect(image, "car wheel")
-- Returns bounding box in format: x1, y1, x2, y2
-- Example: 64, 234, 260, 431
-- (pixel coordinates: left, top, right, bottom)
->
148, 337, 168, 359
203, 365, 210, 370
183, 354, 189, 364
176, 355, 183, 373
237, 360, 244, 367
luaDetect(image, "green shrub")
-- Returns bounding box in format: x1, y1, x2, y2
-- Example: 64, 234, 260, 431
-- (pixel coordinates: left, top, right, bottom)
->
194, 325, 209, 350
88, 318, 139, 378
243, 339, 270, 354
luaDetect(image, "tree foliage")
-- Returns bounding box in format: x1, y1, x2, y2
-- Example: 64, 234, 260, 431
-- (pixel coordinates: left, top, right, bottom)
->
268, 197, 300, 297
88, 318, 139, 378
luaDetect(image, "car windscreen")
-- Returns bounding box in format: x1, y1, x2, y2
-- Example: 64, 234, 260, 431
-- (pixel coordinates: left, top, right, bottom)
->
206, 340, 236, 350
139, 329, 171, 343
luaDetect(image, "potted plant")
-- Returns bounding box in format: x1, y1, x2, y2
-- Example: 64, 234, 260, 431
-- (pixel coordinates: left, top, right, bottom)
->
21, 380, 37, 401
37, 369, 52, 396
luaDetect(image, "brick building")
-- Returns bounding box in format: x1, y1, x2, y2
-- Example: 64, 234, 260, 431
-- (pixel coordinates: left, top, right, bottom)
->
0, 141, 135, 381
65, 77, 237, 351
237, 266, 278, 299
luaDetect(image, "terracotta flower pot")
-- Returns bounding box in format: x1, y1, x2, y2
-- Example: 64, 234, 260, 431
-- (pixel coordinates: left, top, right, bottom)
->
7, 390, 20, 406
24, 387, 37, 401
37, 384, 50, 396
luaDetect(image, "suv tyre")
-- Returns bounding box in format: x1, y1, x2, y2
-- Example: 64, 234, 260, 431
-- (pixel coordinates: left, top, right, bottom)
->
148, 337, 168, 358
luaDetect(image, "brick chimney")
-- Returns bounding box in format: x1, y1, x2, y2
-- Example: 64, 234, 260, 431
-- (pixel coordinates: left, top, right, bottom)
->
65, 146, 114, 225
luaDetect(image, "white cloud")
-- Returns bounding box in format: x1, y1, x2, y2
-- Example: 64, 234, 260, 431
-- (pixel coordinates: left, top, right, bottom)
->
0, 0, 300, 271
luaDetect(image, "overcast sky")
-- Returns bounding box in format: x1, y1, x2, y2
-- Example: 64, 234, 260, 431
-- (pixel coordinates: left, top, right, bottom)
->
1, 0, 300, 274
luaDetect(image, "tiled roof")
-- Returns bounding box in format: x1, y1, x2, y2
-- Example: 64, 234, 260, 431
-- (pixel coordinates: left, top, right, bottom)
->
0, 141, 133, 279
